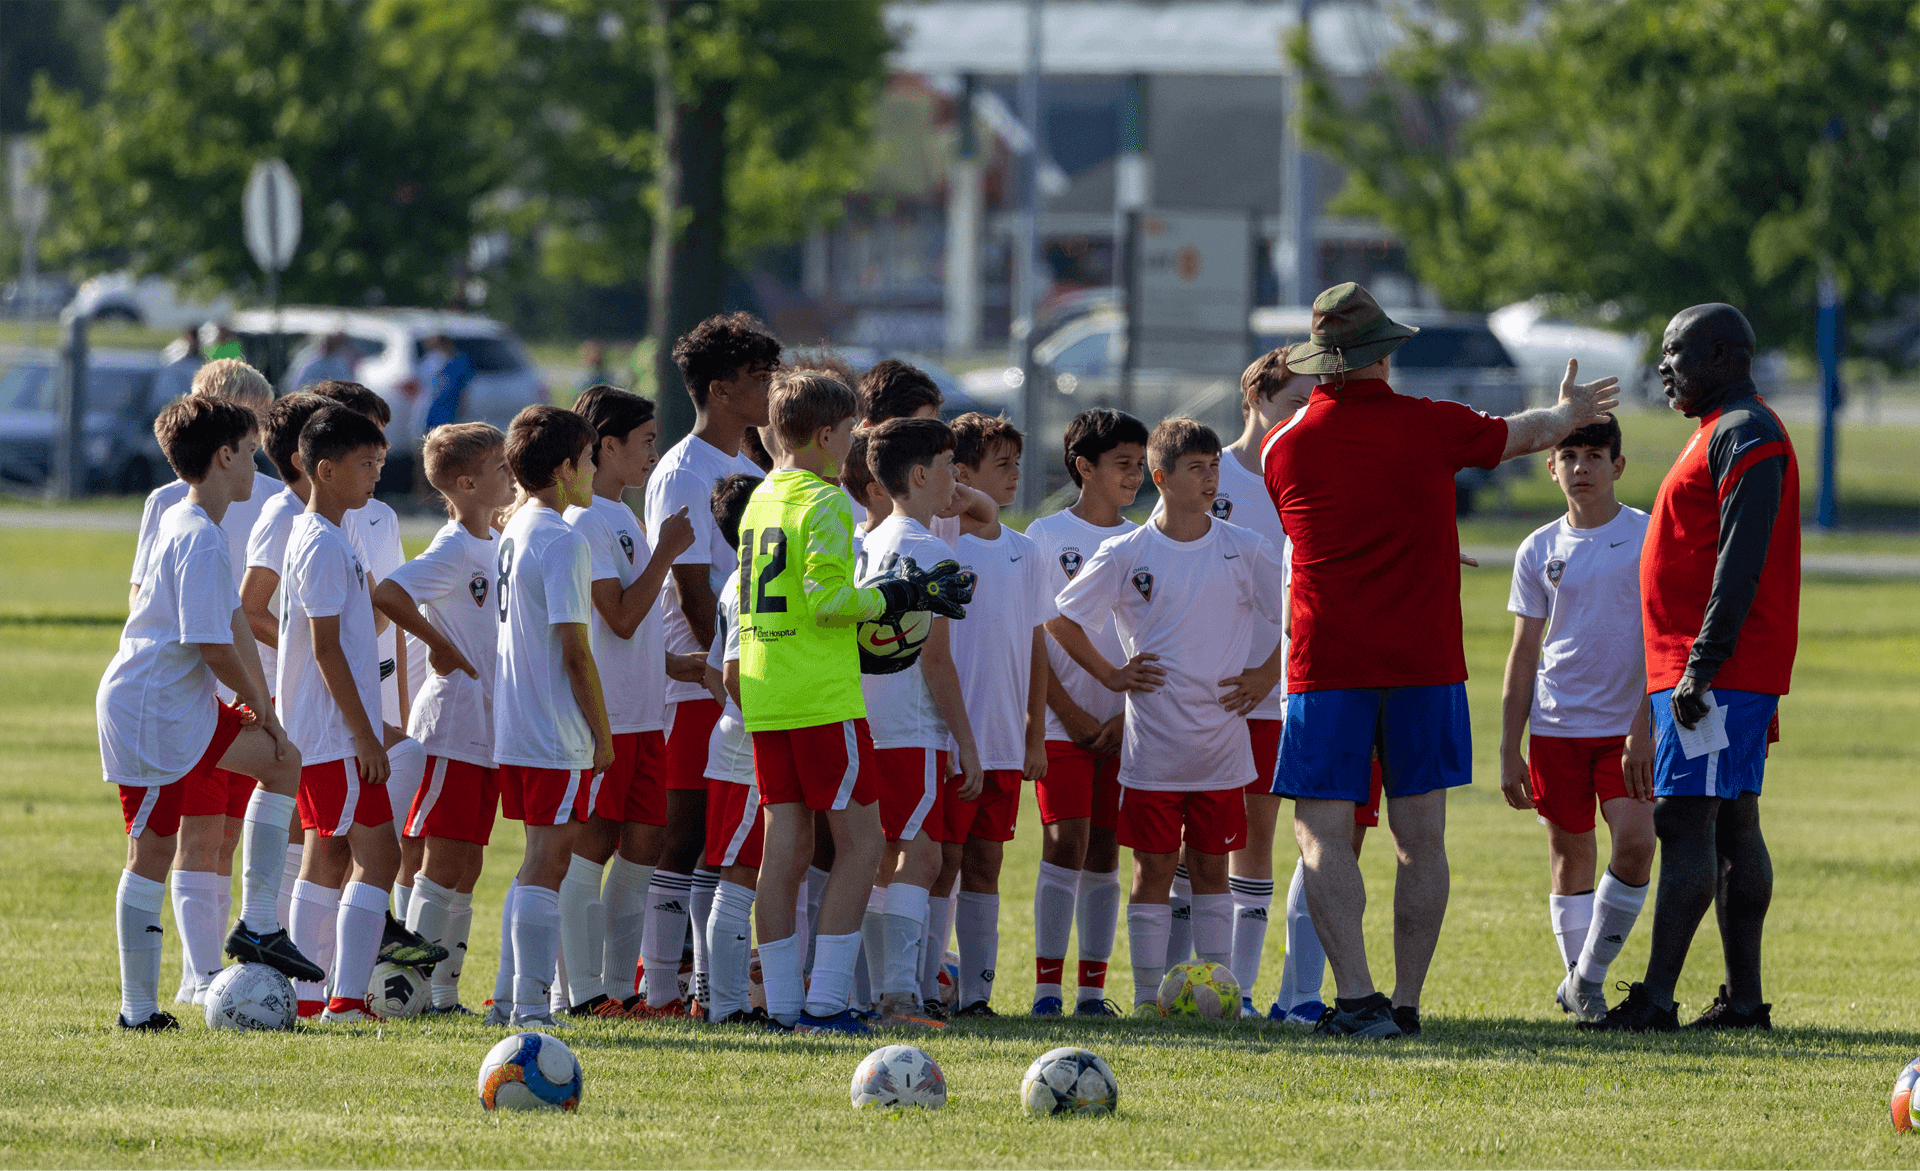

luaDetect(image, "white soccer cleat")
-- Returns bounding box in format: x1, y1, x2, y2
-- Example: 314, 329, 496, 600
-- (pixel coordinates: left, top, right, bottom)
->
1554, 971, 1607, 1023
319, 1004, 379, 1025
509, 1010, 574, 1031
483, 1002, 512, 1027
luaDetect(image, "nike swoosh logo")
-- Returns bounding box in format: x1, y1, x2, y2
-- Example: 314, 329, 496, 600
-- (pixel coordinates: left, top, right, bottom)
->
1009, 555, 1022, 561
1731, 436, 1767, 455
1610, 541, 1629, 548
1224, 554, 1239, 560
368, 517, 382, 526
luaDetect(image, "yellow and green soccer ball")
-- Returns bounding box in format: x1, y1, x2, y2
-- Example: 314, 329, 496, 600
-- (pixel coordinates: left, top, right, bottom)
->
1155, 961, 1240, 1019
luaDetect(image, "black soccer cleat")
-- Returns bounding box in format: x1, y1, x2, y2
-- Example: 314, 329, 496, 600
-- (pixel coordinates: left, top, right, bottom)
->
1311, 992, 1403, 1038
1577, 982, 1680, 1033
952, 999, 999, 1019
1687, 985, 1772, 1031
116, 1010, 180, 1032
378, 911, 449, 968
1391, 1004, 1422, 1037
226, 920, 327, 984
919, 997, 950, 1022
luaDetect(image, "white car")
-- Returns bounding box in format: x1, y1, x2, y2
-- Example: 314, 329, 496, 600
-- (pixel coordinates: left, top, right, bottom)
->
71, 272, 234, 329
1487, 298, 1654, 403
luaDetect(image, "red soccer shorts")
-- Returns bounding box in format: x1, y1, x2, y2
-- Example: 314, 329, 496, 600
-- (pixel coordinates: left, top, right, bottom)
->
1116, 785, 1249, 856
119, 781, 186, 839
705, 778, 764, 869
877, 748, 946, 842
665, 699, 722, 792
932, 767, 1021, 844
1245, 718, 1282, 797
179, 702, 249, 818
1528, 734, 1629, 835
1037, 741, 1121, 830
753, 719, 879, 812
497, 765, 597, 828
594, 730, 668, 826
405, 756, 500, 845
298, 757, 394, 837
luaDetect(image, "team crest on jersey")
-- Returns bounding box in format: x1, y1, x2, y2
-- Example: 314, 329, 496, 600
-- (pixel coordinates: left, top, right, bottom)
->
1059, 550, 1083, 578
468, 572, 489, 606
352, 558, 364, 589
618, 531, 635, 564
1131, 570, 1154, 601
1546, 558, 1566, 586
960, 569, 979, 594
1210, 495, 1234, 520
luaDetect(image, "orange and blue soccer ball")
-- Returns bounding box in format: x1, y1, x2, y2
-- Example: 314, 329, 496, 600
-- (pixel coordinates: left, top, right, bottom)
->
1021, 1047, 1119, 1116
479, 1032, 583, 1112
1892, 1057, 1920, 1132
1156, 961, 1240, 1019
851, 1044, 947, 1110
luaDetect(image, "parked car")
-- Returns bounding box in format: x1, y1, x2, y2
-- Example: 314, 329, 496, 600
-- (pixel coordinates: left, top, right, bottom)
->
785, 346, 991, 420
0, 350, 170, 493
1488, 298, 1653, 403
1, 275, 77, 320
71, 273, 234, 329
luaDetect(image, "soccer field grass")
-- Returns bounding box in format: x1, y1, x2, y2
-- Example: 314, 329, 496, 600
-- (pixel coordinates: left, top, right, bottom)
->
1, 529, 1916, 1168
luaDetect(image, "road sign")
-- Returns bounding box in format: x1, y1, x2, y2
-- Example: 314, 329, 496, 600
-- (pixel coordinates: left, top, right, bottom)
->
1128, 209, 1254, 375
243, 159, 301, 273
8, 138, 47, 232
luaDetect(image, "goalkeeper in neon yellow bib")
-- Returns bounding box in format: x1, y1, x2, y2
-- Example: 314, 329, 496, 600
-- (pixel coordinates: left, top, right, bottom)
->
735, 370, 972, 1033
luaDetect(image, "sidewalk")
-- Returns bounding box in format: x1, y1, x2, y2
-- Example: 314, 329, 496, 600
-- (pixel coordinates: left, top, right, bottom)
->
1460, 544, 1920, 579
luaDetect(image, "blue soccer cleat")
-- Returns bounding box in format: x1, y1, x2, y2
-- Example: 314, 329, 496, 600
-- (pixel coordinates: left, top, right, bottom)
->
1074, 998, 1124, 1018
793, 1009, 871, 1036
1030, 995, 1064, 1017
1270, 998, 1327, 1027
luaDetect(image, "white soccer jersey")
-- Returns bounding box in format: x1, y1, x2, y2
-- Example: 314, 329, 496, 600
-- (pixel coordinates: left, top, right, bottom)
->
132, 471, 281, 589
644, 434, 762, 705
1026, 509, 1136, 742
950, 524, 1053, 771
386, 522, 500, 767
1151, 455, 1291, 720
1508, 506, 1651, 738
566, 494, 667, 735
703, 569, 754, 786
344, 498, 415, 726
1055, 518, 1287, 792
245, 485, 305, 687
856, 515, 957, 751
493, 504, 596, 771
98, 501, 238, 787
277, 513, 382, 767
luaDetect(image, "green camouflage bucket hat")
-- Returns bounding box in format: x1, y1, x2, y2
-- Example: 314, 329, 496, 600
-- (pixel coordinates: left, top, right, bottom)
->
1282, 282, 1419, 376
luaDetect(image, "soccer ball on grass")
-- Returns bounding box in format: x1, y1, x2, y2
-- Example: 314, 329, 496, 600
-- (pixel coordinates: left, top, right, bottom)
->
1156, 961, 1240, 1019
1892, 1056, 1920, 1132
368, 961, 431, 1019
203, 963, 296, 1031
851, 1044, 946, 1110
1021, 1047, 1118, 1116
479, 1032, 583, 1112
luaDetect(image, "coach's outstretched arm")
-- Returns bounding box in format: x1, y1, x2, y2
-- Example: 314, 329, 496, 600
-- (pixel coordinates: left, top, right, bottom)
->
1500, 360, 1621, 461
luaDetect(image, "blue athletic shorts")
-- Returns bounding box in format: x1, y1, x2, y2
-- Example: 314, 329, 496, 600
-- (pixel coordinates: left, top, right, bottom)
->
1272, 683, 1472, 806
1650, 687, 1777, 800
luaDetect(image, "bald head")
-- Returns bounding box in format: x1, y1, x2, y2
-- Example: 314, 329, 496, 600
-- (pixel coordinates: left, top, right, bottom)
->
1658, 303, 1756, 416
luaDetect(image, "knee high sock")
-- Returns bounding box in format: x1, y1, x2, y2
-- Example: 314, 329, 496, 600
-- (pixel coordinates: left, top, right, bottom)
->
881, 882, 930, 999
758, 932, 804, 1026
290, 880, 339, 1005
1126, 902, 1173, 1007
434, 891, 473, 1010
1032, 861, 1077, 1002
407, 873, 453, 963
690, 870, 717, 1007
641, 871, 693, 1005
955, 891, 999, 1009
510, 884, 561, 1017
1281, 858, 1327, 1009
919, 891, 956, 1003
1229, 875, 1274, 1000
331, 881, 389, 1005
550, 940, 571, 1014
557, 854, 606, 1006
860, 887, 888, 1009
1190, 891, 1234, 971
117, 870, 167, 1024
492, 879, 517, 1006
240, 790, 297, 933
276, 843, 303, 935
801, 866, 830, 976
806, 931, 862, 1019
1576, 869, 1649, 990
1167, 866, 1193, 967
1549, 891, 1596, 973
706, 880, 755, 1020
170, 875, 198, 1002
1075, 867, 1121, 1004
600, 856, 652, 1002
172, 870, 226, 995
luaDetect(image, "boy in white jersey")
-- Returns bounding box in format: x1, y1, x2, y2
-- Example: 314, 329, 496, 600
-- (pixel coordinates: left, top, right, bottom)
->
645, 315, 780, 1007
99, 396, 319, 1030
1051, 419, 1289, 1013
1499, 414, 1655, 1023
562, 387, 700, 1018
1022, 408, 1148, 1016
933, 413, 1051, 1017
494, 405, 617, 1028
373, 423, 515, 1014
278, 406, 437, 1023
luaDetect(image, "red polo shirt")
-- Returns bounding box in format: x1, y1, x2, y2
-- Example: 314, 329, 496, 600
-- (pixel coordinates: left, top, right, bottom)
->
1261, 379, 1508, 692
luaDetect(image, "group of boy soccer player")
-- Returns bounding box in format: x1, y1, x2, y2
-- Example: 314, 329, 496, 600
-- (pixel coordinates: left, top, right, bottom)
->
101, 284, 1794, 1039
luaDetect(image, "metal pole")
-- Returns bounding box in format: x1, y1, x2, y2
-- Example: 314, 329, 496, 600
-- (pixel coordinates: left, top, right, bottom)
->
51, 309, 88, 501
944, 74, 983, 358
1118, 208, 1139, 414
1015, 0, 1045, 513
1282, 0, 1317, 306
1816, 276, 1840, 530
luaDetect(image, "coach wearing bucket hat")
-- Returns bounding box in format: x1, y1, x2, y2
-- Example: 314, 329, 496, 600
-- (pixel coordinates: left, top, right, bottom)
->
1259, 282, 1619, 1038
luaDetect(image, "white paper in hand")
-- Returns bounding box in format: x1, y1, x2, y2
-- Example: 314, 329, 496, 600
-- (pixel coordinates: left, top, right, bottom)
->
1675, 692, 1732, 760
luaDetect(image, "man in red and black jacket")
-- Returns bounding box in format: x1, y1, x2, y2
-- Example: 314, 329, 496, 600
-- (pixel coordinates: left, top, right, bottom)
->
1584, 303, 1799, 1035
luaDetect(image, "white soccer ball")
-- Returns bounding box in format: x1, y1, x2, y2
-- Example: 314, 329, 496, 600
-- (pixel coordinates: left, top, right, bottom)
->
937, 949, 961, 1010
851, 1044, 947, 1110
367, 961, 431, 1018
1021, 1047, 1119, 1117
203, 963, 296, 1031
479, 1032, 584, 1112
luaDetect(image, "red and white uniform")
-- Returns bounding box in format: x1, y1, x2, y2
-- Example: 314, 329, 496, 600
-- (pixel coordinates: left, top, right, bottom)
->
644, 435, 762, 707
244, 485, 305, 685
1510, 508, 1650, 738
703, 570, 762, 868
857, 515, 957, 842
1027, 510, 1133, 742
344, 498, 421, 726
493, 503, 597, 826
568, 494, 669, 826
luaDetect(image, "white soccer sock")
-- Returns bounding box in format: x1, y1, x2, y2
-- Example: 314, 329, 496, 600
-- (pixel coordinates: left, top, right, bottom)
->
1190, 891, 1234, 970
1075, 867, 1122, 1005
1281, 858, 1327, 1009
955, 891, 999, 1009
919, 891, 956, 1003
407, 873, 453, 953
806, 931, 862, 1019
393, 883, 412, 922
217, 884, 232, 940
492, 879, 517, 1007
690, 870, 718, 1007
881, 882, 930, 998
1550, 891, 1596, 973
860, 887, 888, 1008
1032, 861, 1077, 1001
1576, 870, 1649, 988
240, 789, 296, 933
117, 869, 167, 1024
550, 942, 571, 1014
276, 842, 303, 932
434, 891, 473, 1010
1167, 866, 1194, 967
172, 870, 226, 995
558, 854, 606, 1006
331, 881, 389, 1004
706, 880, 755, 1020
171, 877, 196, 1004
1127, 902, 1173, 1007
290, 880, 339, 1005
1229, 875, 1275, 1001
758, 933, 805, 1025
510, 884, 561, 1017
600, 856, 652, 1003
641, 870, 693, 1005
384, 737, 426, 848
801, 865, 830, 974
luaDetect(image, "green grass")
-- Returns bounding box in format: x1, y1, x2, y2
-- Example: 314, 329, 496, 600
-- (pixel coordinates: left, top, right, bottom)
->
2, 537, 1918, 1166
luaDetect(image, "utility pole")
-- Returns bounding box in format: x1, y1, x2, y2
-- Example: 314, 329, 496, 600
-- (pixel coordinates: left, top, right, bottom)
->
1816, 276, 1841, 530
944, 75, 984, 358
1280, 0, 1318, 305
1015, 0, 1046, 513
